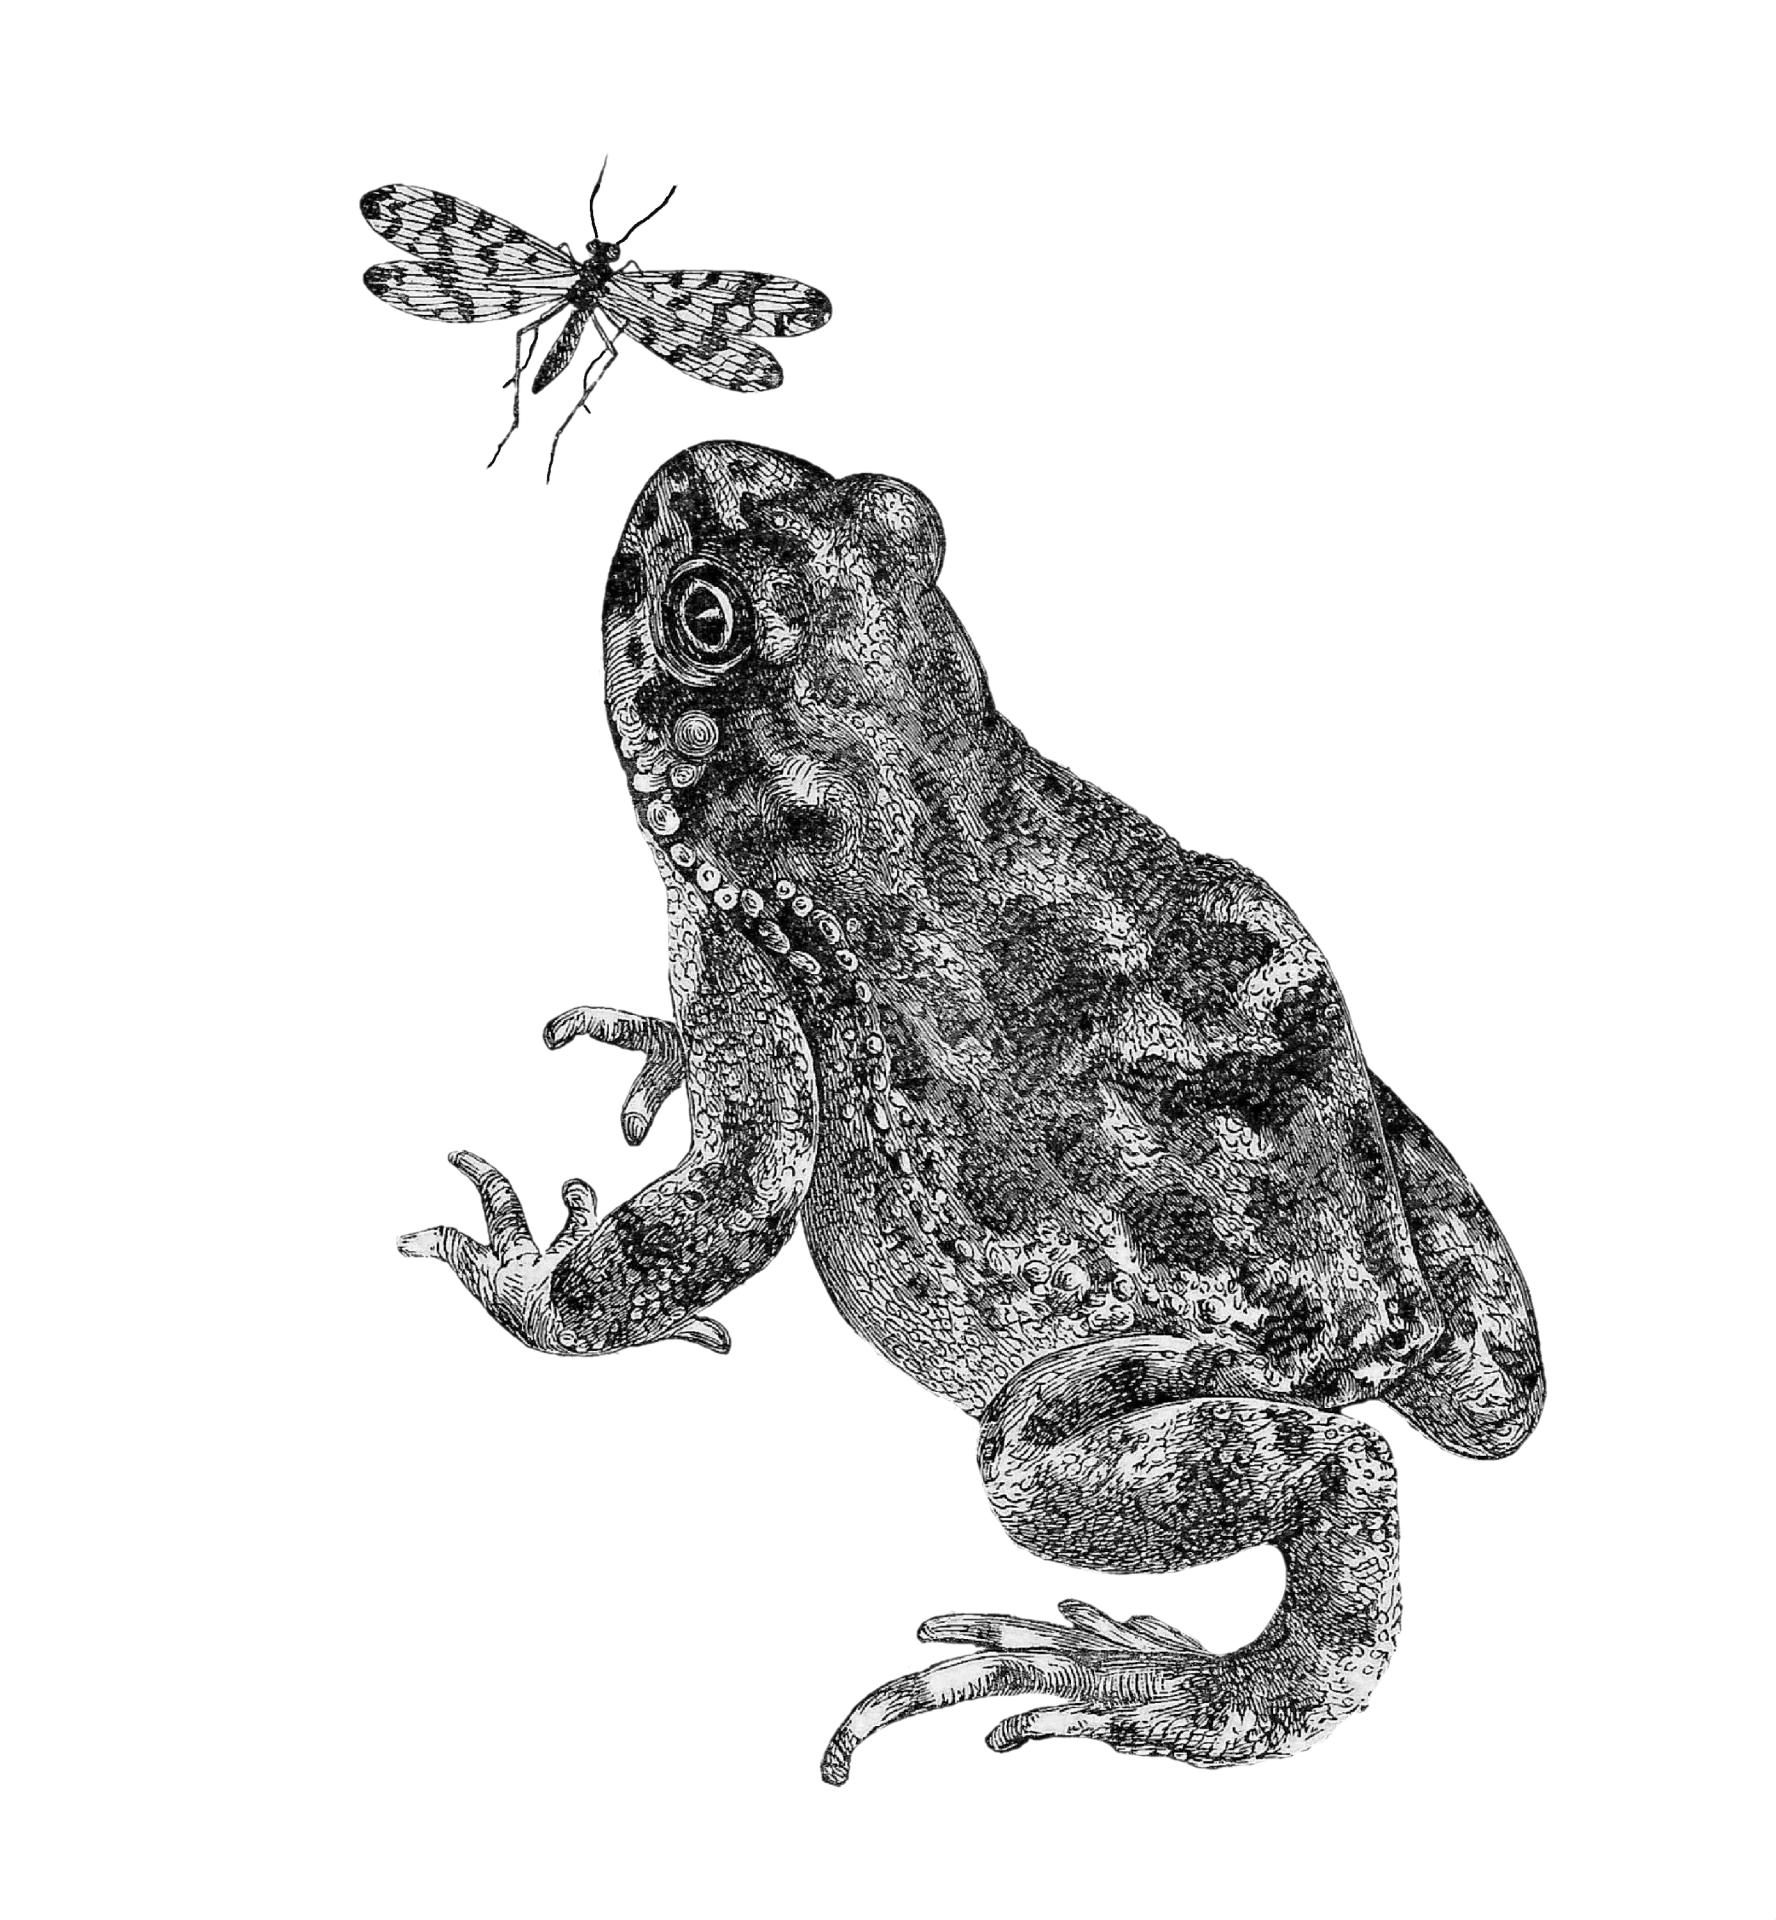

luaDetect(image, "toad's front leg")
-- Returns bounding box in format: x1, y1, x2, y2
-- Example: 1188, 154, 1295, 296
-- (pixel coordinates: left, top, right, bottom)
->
401, 896, 819, 1357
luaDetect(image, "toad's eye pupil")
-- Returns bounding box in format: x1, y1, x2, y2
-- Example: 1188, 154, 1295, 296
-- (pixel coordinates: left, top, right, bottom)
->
677, 581, 733, 655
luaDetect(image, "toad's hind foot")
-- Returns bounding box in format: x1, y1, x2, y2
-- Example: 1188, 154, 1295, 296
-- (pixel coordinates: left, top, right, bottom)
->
821, 1600, 1230, 1785
820, 1590, 1380, 1783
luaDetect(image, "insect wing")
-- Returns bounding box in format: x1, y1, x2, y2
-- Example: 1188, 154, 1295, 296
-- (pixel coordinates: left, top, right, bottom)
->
596, 264, 830, 390
360, 184, 577, 325
359, 184, 575, 280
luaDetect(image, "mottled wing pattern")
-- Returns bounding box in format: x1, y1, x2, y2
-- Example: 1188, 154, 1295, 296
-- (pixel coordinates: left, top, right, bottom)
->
597, 265, 830, 391
360, 184, 579, 325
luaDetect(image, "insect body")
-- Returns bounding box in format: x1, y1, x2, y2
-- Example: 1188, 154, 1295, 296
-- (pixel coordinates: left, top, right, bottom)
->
360, 168, 831, 478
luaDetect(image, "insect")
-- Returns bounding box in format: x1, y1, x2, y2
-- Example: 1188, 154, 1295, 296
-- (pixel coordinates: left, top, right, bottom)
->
360, 165, 832, 479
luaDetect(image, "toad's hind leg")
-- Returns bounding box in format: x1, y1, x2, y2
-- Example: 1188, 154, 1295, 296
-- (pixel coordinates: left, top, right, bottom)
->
822, 1339, 1399, 1783
1372, 1078, 1546, 1459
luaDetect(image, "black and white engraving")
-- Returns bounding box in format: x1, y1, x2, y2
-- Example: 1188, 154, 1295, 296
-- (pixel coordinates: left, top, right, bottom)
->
400, 440, 1545, 1780
360, 170, 831, 476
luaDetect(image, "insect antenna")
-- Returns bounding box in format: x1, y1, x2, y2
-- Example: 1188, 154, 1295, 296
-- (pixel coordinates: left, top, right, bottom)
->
614, 184, 678, 249
588, 155, 609, 239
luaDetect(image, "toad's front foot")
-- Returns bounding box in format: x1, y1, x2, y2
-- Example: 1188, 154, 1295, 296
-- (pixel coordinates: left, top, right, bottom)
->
398, 1151, 596, 1352
822, 1583, 1388, 1782
398, 1151, 729, 1356
542, 1005, 685, 1145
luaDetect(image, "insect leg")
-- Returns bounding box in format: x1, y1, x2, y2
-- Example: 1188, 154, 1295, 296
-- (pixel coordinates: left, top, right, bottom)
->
544, 312, 621, 484
488, 303, 566, 469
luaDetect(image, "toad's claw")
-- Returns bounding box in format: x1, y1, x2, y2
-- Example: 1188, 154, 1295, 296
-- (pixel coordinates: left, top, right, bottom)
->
820, 1601, 1218, 1785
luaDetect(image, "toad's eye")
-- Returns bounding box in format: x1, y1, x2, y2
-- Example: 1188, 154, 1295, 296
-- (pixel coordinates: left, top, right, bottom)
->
678, 578, 733, 649
661, 561, 753, 683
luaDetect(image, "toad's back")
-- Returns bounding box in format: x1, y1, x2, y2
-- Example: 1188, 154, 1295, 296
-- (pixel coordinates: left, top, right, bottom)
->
789, 702, 1446, 1414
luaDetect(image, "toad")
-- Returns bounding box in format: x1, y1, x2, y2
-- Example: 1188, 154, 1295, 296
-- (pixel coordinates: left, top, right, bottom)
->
401, 440, 1544, 1779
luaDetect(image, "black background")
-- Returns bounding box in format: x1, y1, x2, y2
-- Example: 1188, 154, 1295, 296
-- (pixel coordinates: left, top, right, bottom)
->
314, 74, 1620, 1904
